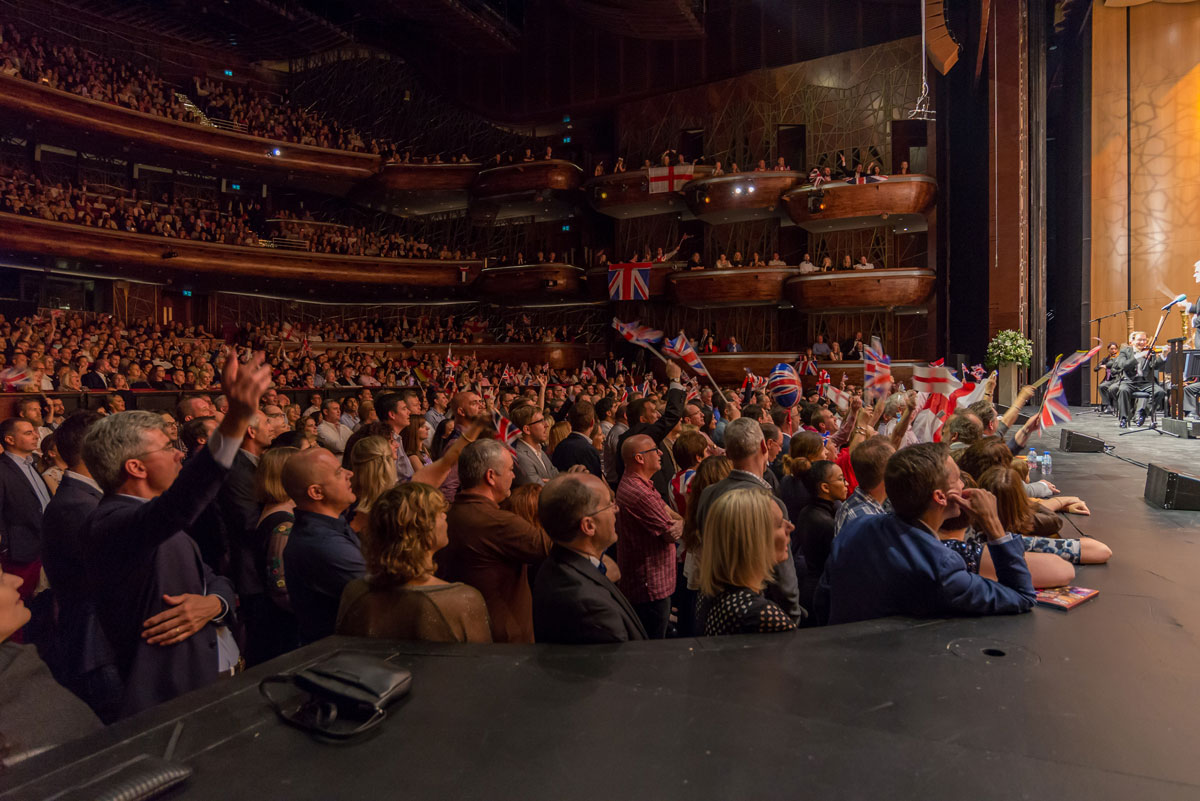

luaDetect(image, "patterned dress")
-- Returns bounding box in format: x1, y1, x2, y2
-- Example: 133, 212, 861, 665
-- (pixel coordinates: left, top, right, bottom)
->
696, 588, 796, 636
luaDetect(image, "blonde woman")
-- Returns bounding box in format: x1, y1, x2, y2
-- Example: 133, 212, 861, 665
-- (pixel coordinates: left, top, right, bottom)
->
349, 435, 397, 535
696, 488, 796, 635
254, 446, 301, 660
681, 455, 732, 591
547, 420, 571, 457
336, 482, 492, 643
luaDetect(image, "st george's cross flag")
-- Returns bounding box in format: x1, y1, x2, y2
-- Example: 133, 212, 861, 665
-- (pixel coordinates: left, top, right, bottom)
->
608, 263, 651, 301
912, 364, 962, 396
648, 164, 694, 193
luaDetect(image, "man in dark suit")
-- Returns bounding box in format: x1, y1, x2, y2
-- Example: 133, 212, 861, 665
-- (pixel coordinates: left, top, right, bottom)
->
815, 442, 1036, 625
1112, 330, 1168, 428
80, 361, 110, 391
615, 360, 685, 485
0, 417, 52, 604
551, 400, 603, 478
533, 473, 646, 644
81, 352, 270, 718
40, 410, 123, 722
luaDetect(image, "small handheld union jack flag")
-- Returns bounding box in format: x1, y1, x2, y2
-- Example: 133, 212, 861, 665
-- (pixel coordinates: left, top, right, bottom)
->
612, 318, 664, 347
662, 333, 711, 377
969, 364, 987, 381
1038, 364, 1072, 432
492, 408, 522, 446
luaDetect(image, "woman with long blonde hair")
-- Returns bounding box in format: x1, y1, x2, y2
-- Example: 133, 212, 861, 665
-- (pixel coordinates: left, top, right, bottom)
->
696, 488, 796, 635
681, 454, 732, 591
348, 435, 397, 534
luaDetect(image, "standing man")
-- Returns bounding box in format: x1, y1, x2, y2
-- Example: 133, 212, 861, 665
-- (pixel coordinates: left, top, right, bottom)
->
551, 400, 603, 478
0, 417, 52, 613
316, 399, 353, 455
438, 439, 551, 643
615, 360, 685, 483
81, 352, 270, 717
511, 404, 558, 486
615, 434, 683, 638
281, 447, 362, 644
377, 392, 414, 483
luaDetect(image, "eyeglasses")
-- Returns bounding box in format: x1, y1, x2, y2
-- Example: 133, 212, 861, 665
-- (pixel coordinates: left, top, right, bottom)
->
136, 443, 178, 459
575, 499, 618, 529
637, 447, 662, 456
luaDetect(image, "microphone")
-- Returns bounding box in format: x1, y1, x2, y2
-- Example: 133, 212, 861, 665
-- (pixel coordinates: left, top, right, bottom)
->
1161, 293, 1188, 311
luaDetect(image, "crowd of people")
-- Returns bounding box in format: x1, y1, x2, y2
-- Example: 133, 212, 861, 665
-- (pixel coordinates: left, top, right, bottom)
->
0, 307, 1116, 761
270, 211, 476, 261
0, 167, 266, 247
0, 313, 602, 398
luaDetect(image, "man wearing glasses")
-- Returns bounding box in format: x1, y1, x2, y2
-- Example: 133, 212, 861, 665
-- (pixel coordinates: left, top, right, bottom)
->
511, 404, 559, 487
615, 434, 684, 638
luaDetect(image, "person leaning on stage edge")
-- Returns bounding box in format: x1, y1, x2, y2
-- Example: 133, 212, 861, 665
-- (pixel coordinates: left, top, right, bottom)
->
814, 442, 1036, 626
437, 438, 552, 643
80, 350, 271, 718
615, 434, 684, 638
533, 473, 647, 644
281, 446, 363, 645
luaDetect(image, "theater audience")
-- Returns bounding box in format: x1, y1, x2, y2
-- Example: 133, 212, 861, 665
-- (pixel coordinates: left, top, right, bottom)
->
282, 446, 363, 645
816, 442, 1036, 625
337, 482, 491, 643
437, 439, 551, 643
348, 436, 397, 534
792, 460, 846, 610
551, 400, 603, 478
696, 489, 796, 635
832, 435, 894, 535
511, 404, 558, 487
776, 431, 824, 524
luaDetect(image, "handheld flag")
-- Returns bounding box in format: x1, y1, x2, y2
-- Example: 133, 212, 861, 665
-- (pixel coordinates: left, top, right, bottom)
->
492, 408, 522, 446
612, 318, 664, 347
662, 333, 710, 376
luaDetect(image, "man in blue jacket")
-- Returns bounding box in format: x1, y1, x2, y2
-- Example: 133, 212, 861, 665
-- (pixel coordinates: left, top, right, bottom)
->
817, 442, 1035, 625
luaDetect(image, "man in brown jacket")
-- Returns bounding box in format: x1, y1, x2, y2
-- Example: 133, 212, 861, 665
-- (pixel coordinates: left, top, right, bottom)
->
437, 438, 551, 643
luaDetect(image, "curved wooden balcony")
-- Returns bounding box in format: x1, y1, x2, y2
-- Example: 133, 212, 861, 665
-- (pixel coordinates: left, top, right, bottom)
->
668, 267, 799, 309
585, 167, 714, 219
0, 214, 481, 294
785, 268, 936, 311
681, 171, 805, 225
0, 75, 380, 194
692, 355, 929, 386
584, 262, 680, 300
782, 175, 937, 233
473, 263, 585, 301
349, 163, 479, 217
470, 160, 585, 223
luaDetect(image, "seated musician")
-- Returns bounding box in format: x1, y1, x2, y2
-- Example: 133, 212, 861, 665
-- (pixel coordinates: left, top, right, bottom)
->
1112, 330, 1169, 428
1094, 342, 1120, 414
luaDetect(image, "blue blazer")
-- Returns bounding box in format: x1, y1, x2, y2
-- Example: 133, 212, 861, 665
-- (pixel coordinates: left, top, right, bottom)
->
551, 432, 603, 479
83, 446, 237, 718
0, 454, 49, 564
815, 513, 1036, 625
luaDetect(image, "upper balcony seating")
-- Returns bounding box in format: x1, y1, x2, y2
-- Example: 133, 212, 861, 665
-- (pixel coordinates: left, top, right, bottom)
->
781, 175, 937, 232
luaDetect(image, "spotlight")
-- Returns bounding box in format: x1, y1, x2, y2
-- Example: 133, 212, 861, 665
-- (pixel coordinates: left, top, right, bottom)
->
272, 148, 281, 157
747, 185, 756, 193
734, 187, 743, 195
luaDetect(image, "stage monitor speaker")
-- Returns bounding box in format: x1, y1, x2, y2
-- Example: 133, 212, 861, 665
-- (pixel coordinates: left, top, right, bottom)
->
1059, 429, 1105, 453
1144, 463, 1200, 510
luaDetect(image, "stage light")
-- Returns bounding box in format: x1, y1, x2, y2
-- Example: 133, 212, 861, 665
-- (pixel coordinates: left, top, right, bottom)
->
734, 187, 743, 194
747, 185, 756, 194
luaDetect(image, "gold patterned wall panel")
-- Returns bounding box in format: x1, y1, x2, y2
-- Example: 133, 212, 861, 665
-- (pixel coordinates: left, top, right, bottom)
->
1091, 1, 1200, 355
616, 37, 923, 173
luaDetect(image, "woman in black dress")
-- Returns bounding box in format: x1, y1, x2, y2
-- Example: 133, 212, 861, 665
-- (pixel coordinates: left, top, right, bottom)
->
696, 489, 796, 636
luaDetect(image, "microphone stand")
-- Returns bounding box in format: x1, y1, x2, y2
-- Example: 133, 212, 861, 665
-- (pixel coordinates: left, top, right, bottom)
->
1087, 306, 1139, 411
1119, 313, 1179, 438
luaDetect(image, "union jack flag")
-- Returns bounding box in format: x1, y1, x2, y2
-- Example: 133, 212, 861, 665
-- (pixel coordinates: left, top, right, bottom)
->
800, 359, 818, 376
1056, 342, 1104, 377
492, 408, 522, 446
612, 318, 663, 347
817, 369, 831, 387
662, 334, 710, 376
969, 364, 987, 381
608, 263, 652, 301
862, 340, 892, 394
685, 383, 700, 403
640, 376, 653, 396
1038, 368, 1072, 432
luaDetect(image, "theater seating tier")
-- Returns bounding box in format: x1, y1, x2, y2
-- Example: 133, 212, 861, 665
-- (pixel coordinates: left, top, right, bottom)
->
668, 267, 801, 309
782, 175, 937, 232
473, 264, 586, 301
585, 167, 714, 219
785, 268, 936, 310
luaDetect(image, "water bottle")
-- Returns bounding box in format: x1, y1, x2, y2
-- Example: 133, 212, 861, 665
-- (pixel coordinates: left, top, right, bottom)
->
1027, 448, 1040, 477
1042, 451, 1053, 477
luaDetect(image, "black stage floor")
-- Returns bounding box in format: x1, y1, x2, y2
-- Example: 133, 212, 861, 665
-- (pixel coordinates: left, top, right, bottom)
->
4, 430, 1200, 800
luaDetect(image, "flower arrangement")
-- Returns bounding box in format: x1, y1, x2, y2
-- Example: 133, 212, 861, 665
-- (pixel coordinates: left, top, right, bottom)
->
985, 329, 1033, 368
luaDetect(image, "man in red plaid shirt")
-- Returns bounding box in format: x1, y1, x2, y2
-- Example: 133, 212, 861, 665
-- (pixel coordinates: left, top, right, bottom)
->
615, 434, 683, 638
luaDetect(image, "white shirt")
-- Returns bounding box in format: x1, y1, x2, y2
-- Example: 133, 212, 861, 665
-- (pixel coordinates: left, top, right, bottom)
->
316, 420, 353, 454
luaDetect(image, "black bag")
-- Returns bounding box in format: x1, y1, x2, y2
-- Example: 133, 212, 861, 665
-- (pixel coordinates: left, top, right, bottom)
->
259, 652, 412, 739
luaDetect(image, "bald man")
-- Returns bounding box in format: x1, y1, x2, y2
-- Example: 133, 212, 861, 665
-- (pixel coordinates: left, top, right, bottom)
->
281, 448, 363, 644
615, 434, 683, 638
437, 389, 484, 503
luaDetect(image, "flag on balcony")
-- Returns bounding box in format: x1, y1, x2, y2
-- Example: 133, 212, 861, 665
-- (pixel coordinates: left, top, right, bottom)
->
609, 263, 651, 301
648, 164, 694, 193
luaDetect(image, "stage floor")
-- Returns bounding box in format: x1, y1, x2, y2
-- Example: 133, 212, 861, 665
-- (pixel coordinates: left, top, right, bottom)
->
1035, 404, 1200, 472
3, 432, 1200, 800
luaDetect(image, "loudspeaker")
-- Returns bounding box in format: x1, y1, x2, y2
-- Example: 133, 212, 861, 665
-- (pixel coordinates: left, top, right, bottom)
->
1059, 429, 1105, 453
1144, 463, 1200, 510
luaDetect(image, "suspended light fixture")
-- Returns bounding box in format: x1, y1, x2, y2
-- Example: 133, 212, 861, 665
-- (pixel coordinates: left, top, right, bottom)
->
908, 1, 936, 121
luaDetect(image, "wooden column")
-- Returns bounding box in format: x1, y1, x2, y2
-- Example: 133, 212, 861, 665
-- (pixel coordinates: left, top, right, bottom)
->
987, 0, 1030, 350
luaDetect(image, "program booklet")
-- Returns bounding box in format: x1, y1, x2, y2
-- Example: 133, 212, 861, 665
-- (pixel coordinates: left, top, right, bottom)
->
1035, 586, 1099, 610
